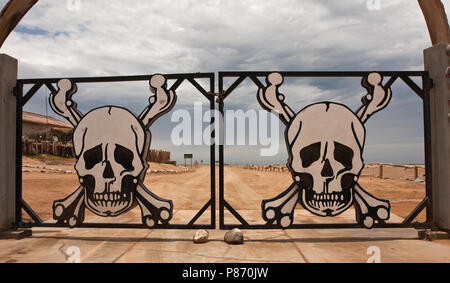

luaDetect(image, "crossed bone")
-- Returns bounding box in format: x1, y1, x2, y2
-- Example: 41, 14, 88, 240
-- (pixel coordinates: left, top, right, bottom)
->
258, 72, 391, 229
49, 75, 176, 228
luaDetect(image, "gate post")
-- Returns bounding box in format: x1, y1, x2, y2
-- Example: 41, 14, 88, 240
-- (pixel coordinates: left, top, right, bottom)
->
0, 53, 18, 231
424, 43, 450, 231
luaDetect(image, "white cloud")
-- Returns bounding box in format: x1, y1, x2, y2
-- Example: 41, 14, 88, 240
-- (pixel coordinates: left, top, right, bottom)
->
3, 0, 442, 77
1, 0, 447, 163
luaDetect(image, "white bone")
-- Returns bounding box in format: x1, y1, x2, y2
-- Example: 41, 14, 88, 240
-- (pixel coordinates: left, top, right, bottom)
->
353, 192, 374, 228
353, 183, 390, 228
257, 72, 295, 125
53, 186, 85, 227
262, 183, 299, 228
356, 72, 392, 123
139, 74, 177, 129
49, 79, 83, 127
135, 183, 173, 227
136, 198, 155, 228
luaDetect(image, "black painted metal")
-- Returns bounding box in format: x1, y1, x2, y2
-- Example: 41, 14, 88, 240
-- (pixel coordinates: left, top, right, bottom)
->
21, 198, 42, 224
218, 70, 433, 230
14, 70, 433, 231
422, 73, 434, 227
15, 73, 216, 230
14, 83, 23, 227
21, 83, 42, 106
402, 197, 429, 225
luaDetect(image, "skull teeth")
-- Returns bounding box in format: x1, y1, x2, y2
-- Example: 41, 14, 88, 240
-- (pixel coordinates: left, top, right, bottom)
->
308, 192, 347, 209
91, 199, 129, 211
312, 192, 344, 201
93, 193, 128, 201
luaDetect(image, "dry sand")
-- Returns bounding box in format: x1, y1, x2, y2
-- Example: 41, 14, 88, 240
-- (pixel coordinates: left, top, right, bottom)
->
21, 156, 426, 224
0, 156, 445, 263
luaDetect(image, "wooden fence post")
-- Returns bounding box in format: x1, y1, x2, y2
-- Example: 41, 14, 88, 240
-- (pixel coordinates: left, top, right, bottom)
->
379, 164, 384, 179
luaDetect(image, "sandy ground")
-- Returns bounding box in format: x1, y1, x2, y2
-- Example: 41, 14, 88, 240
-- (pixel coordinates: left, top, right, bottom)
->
1, 156, 446, 263
223, 166, 426, 224
21, 156, 202, 222
20, 156, 426, 223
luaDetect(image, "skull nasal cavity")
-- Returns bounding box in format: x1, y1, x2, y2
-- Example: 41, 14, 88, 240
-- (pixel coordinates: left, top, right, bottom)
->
103, 161, 115, 179
321, 159, 334, 177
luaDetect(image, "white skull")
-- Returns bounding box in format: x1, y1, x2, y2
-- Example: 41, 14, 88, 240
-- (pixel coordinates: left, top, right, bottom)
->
73, 106, 149, 217
287, 102, 365, 216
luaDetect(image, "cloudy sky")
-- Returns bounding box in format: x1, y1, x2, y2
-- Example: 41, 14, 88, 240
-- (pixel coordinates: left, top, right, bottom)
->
1, 0, 447, 164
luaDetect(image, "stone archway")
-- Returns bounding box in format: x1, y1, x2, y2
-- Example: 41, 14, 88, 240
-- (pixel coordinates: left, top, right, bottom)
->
0, 0, 448, 48
419, 0, 449, 44
0, 0, 37, 48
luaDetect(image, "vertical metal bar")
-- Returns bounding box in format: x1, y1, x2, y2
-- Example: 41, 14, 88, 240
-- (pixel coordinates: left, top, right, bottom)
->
209, 74, 216, 229
14, 81, 23, 227
422, 73, 433, 227
218, 73, 225, 229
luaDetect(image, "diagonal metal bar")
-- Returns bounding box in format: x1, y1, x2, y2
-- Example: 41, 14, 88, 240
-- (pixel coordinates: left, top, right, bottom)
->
21, 198, 43, 224
400, 76, 424, 99
187, 78, 210, 99
188, 200, 211, 226
223, 75, 247, 100
383, 76, 398, 89
402, 197, 429, 224
21, 83, 43, 106
45, 82, 57, 93
224, 200, 249, 226
169, 78, 184, 92
248, 75, 264, 89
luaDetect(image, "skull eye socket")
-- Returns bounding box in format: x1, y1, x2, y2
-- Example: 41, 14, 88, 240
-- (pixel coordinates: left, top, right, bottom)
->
114, 144, 134, 171
333, 142, 354, 169
83, 145, 102, 170
300, 142, 321, 168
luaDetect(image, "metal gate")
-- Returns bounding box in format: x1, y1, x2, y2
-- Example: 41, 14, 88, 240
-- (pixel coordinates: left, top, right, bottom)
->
217, 71, 432, 230
14, 73, 216, 230
14, 70, 433, 230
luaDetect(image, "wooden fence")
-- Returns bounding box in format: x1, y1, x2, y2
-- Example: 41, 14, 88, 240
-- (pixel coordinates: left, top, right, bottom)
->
146, 150, 171, 164
22, 140, 173, 164
22, 140, 73, 157
361, 163, 426, 181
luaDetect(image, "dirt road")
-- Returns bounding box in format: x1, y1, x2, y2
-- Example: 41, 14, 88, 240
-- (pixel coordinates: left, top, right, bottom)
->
3, 159, 444, 263
21, 157, 426, 224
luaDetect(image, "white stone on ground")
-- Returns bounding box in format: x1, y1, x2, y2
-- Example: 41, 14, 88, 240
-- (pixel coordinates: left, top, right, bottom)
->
224, 228, 244, 245
193, 229, 209, 244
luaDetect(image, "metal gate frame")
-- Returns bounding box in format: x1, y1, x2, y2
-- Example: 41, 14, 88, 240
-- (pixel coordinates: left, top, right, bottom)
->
14, 72, 216, 230
217, 71, 433, 230
13, 70, 433, 231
